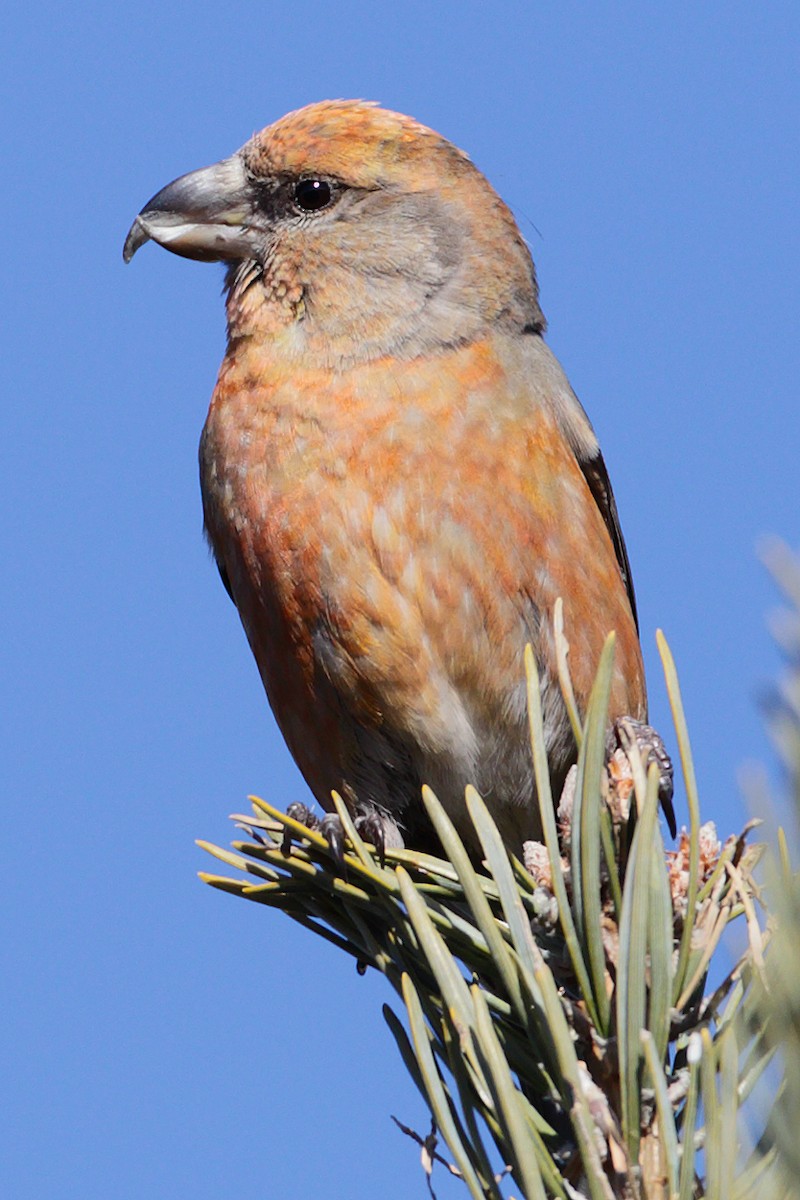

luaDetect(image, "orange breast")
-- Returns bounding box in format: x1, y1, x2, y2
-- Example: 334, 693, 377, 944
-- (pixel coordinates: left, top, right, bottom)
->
199, 333, 645, 817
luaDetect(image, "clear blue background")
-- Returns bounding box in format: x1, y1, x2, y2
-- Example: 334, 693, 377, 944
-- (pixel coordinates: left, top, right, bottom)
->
3, 3, 797, 1197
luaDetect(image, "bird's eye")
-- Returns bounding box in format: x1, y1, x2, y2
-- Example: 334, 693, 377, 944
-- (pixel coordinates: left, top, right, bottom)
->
293, 178, 333, 212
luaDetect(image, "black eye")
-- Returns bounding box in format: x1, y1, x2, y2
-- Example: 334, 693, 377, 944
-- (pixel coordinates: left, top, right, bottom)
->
293, 178, 333, 212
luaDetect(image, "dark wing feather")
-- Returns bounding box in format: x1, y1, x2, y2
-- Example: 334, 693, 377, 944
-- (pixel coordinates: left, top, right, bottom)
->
579, 449, 639, 632
216, 559, 235, 603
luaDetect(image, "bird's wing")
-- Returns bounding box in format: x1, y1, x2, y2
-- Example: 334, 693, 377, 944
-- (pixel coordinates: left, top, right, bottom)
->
576, 447, 639, 632
536, 340, 639, 631
216, 558, 235, 603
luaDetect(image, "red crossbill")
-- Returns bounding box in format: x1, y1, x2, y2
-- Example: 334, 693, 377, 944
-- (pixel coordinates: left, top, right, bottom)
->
124, 100, 673, 856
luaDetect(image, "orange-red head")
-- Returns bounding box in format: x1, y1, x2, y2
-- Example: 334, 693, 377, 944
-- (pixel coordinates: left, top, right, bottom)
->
124, 100, 545, 364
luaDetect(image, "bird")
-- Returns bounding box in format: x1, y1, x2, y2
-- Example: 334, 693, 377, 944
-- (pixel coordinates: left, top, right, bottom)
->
124, 99, 674, 857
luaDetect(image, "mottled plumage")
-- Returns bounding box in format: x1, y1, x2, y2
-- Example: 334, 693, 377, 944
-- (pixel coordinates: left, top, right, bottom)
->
125, 100, 657, 854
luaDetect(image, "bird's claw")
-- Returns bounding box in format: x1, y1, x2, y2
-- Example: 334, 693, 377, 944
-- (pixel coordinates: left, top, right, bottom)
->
354, 811, 387, 864
613, 717, 677, 838
320, 813, 346, 862
281, 803, 387, 864
282, 802, 321, 854
319, 811, 387, 864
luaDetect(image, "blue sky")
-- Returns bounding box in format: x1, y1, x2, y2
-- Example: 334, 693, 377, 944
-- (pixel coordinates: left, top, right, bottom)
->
3, 3, 798, 1197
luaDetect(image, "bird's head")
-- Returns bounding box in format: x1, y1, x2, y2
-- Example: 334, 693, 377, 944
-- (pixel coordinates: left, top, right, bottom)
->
124, 100, 544, 365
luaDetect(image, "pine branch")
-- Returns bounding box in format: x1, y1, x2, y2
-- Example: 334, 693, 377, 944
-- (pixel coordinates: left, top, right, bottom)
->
199, 614, 771, 1199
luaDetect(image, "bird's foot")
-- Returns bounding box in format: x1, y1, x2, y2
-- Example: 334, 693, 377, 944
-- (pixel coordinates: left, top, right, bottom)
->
281, 802, 390, 864
281, 802, 321, 854
612, 717, 676, 837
